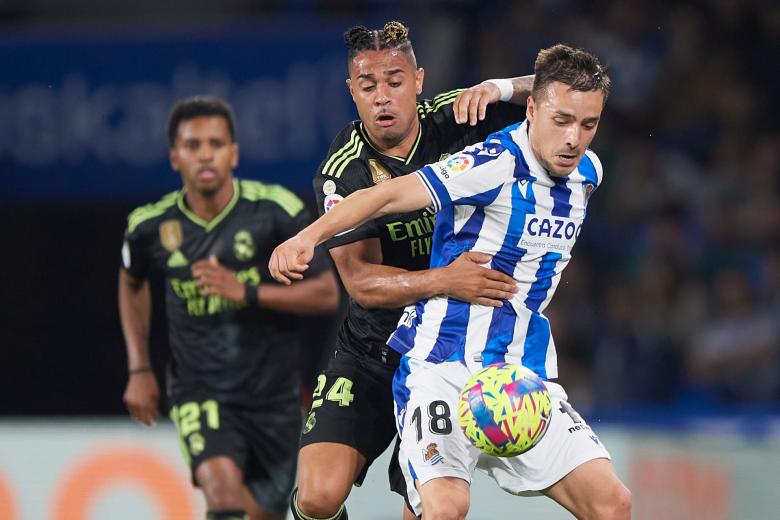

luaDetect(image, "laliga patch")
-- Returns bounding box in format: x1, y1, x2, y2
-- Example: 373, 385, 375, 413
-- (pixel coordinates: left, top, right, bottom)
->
519, 215, 582, 253
322, 179, 337, 195
445, 154, 474, 174
436, 153, 474, 181
324, 193, 344, 213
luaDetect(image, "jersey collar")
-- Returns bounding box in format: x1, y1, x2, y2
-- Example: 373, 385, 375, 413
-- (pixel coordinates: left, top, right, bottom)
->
358, 121, 422, 165
177, 178, 240, 231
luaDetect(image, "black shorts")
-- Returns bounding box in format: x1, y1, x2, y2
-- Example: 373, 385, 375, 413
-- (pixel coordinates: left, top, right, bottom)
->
300, 344, 405, 494
169, 395, 300, 514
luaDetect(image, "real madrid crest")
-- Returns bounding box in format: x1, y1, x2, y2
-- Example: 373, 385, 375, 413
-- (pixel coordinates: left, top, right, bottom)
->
159, 220, 183, 252
234, 230, 255, 261
368, 159, 392, 185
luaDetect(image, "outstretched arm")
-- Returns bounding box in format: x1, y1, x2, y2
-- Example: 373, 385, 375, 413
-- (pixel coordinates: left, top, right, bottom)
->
269, 174, 431, 284
453, 75, 534, 125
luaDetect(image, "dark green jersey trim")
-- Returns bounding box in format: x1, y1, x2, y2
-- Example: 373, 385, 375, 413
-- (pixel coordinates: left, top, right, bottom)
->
176, 179, 241, 231
127, 190, 179, 233
240, 179, 304, 217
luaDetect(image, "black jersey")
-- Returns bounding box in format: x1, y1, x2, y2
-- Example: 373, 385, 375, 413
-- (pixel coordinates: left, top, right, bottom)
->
122, 178, 329, 406
313, 89, 523, 357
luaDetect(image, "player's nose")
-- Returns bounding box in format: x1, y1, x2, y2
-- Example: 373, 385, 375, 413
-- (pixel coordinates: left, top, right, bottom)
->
374, 84, 391, 105
565, 125, 581, 148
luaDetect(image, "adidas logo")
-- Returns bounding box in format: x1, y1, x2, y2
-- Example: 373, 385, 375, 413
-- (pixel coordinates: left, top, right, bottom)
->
167, 250, 188, 268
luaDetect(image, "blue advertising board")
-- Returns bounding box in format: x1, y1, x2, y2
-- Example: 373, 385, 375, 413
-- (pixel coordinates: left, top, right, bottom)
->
0, 23, 357, 203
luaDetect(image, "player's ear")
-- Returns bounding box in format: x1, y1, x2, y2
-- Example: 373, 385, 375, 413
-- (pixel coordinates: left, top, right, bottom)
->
415, 67, 424, 95
526, 95, 536, 123
231, 143, 239, 169
346, 78, 356, 100
169, 147, 180, 172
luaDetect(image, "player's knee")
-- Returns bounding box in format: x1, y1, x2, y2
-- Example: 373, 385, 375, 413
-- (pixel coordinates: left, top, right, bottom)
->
295, 482, 348, 518
422, 495, 468, 520
588, 484, 632, 520
199, 478, 245, 510
607, 485, 632, 520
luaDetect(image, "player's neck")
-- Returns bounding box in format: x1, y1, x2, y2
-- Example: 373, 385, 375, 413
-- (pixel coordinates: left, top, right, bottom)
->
183, 179, 235, 222
365, 118, 420, 159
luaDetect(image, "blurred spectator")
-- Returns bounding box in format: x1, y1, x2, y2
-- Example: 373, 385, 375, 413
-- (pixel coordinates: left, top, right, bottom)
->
684, 269, 780, 406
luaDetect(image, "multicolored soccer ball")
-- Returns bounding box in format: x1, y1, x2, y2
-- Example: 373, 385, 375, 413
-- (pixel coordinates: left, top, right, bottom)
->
458, 363, 552, 457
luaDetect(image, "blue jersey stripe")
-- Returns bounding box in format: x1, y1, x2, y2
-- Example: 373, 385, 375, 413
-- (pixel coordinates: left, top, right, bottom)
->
415, 170, 441, 213
388, 299, 427, 353
429, 204, 488, 269
418, 165, 452, 210
427, 299, 470, 362
453, 184, 503, 208
525, 252, 562, 313
578, 153, 598, 186
550, 176, 572, 217
392, 356, 413, 434
481, 303, 518, 366
521, 313, 550, 379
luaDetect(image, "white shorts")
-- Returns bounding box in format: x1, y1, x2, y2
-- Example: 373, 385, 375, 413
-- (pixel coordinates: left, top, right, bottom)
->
392, 356, 611, 516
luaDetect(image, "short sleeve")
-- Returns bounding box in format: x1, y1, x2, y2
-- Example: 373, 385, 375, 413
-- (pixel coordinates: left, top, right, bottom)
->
312, 160, 380, 249
121, 224, 151, 280
414, 141, 516, 212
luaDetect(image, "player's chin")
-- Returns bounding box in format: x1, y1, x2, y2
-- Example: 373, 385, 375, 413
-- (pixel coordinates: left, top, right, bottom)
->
549, 155, 580, 176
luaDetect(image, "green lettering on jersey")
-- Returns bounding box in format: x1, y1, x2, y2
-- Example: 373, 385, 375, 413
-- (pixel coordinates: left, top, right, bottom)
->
172, 267, 260, 316
385, 212, 437, 257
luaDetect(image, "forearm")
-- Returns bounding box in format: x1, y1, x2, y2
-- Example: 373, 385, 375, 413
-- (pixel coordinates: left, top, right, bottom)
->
118, 270, 152, 370
509, 75, 534, 104
303, 176, 428, 246
341, 263, 449, 309
257, 270, 340, 315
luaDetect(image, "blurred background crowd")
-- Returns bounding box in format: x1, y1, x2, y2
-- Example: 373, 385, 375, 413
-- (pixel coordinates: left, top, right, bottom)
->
2, 0, 778, 418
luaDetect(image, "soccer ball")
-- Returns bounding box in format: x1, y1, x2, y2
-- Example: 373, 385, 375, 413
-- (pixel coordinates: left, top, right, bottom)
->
458, 363, 552, 457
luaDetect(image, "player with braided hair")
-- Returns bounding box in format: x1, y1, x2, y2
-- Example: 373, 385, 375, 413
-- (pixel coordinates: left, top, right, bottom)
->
290, 21, 534, 520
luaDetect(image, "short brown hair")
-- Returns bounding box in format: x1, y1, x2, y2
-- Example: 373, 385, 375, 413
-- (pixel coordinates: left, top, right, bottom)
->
532, 44, 611, 104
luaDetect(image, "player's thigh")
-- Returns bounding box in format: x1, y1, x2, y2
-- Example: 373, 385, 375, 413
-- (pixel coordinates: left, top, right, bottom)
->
479, 383, 612, 495
300, 348, 397, 485
543, 458, 631, 519
240, 403, 301, 515
394, 357, 478, 516
170, 396, 249, 487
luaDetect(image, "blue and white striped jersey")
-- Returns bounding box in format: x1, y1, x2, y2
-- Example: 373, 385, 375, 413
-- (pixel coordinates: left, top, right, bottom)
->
387, 120, 603, 379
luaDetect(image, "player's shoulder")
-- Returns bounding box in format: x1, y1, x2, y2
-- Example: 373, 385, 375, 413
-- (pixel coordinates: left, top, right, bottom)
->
126, 189, 180, 234
318, 121, 364, 177
317, 122, 374, 183
239, 179, 304, 217
579, 149, 604, 185
416, 88, 464, 121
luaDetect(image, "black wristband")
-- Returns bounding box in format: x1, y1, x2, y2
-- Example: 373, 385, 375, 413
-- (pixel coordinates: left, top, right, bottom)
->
129, 366, 152, 375
245, 283, 260, 307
